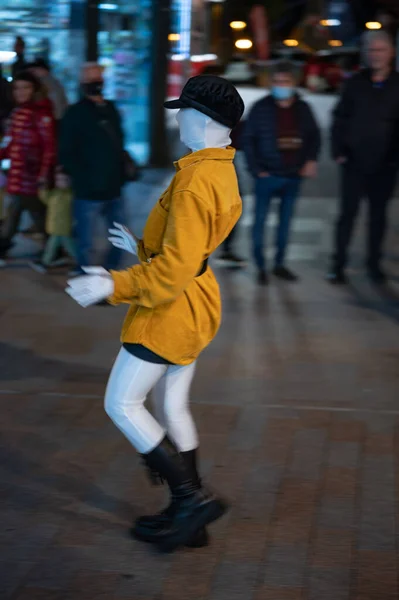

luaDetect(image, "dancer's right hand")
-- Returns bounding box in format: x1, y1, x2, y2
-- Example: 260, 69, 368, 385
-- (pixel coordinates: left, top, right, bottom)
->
108, 222, 138, 256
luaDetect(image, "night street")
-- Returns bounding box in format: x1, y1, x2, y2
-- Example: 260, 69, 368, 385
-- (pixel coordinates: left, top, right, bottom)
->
1, 0, 399, 593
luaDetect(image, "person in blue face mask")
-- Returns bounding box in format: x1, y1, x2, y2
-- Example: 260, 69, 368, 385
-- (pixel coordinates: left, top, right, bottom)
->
243, 60, 321, 285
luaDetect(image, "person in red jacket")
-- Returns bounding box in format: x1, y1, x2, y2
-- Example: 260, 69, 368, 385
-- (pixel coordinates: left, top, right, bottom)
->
0, 71, 56, 264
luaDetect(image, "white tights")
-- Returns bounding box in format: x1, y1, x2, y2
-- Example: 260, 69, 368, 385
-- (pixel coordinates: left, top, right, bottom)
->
104, 347, 198, 454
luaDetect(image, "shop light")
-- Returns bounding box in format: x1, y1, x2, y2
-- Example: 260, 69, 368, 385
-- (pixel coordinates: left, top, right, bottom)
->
0, 51, 16, 62
329, 40, 343, 47
168, 33, 181, 42
283, 39, 299, 47
171, 54, 218, 62
235, 39, 253, 50
320, 19, 341, 26
366, 22, 382, 30
99, 3, 118, 10
177, 0, 192, 58
230, 21, 246, 30
191, 54, 218, 62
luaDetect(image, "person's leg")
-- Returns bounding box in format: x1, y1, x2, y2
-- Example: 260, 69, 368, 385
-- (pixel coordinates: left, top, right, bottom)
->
252, 176, 274, 278
25, 195, 46, 237
104, 348, 167, 453
30, 234, 61, 273
42, 235, 61, 265
134, 362, 208, 548
102, 197, 125, 270
160, 362, 198, 452
274, 177, 301, 278
330, 166, 364, 281
219, 153, 247, 264
105, 350, 226, 552
366, 169, 397, 280
61, 236, 77, 260
73, 199, 100, 271
1, 195, 23, 248
222, 226, 236, 254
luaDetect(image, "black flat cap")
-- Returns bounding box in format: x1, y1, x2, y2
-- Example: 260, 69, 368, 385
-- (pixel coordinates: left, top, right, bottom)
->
164, 75, 245, 129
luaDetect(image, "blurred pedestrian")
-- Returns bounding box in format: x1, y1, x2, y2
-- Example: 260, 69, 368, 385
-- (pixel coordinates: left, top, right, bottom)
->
30, 169, 76, 273
0, 71, 56, 265
243, 60, 321, 285
0, 64, 13, 136
0, 64, 12, 231
12, 37, 28, 80
216, 118, 247, 266
329, 31, 399, 285
28, 59, 68, 122
59, 63, 125, 275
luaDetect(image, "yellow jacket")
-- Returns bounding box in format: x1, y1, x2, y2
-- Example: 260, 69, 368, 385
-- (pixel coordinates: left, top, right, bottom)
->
109, 147, 242, 365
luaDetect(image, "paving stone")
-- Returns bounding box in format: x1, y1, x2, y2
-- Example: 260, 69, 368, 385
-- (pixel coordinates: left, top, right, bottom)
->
228, 406, 267, 452
311, 529, 353, 568
288, 429, 327, 480
308, 567, 351, 600
329, 441, 360, 469
323, 467, 357, 499
318, 497, 356, 531
254, 588, 303, 600
355, 550, 398, 599
359, 455, 396, 552
262, 543, 308, 588
0, 561, 36, 598
208, 561, 259, 600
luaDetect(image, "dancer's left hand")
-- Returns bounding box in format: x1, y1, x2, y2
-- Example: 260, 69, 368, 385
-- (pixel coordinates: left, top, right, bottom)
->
65, 267, 114, 307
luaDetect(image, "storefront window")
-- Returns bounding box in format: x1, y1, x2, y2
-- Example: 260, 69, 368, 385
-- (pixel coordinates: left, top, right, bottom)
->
0, 0, 154, 164
0, 0, 75, 98
98, 0, 153, 165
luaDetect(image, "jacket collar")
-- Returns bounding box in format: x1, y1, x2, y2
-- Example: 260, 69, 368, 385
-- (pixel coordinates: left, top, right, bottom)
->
362, 67, 396, 84
265, 92, 300, 107
174, 147, 236, 171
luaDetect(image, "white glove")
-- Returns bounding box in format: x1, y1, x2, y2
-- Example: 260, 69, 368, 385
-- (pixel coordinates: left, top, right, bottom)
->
108, 222, 138, 256
65, 267, 115, 308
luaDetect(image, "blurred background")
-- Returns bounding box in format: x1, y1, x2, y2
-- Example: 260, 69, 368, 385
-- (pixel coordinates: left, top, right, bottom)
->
0, 0, 398, 166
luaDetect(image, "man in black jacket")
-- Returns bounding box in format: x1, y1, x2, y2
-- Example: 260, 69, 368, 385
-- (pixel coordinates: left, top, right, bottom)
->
60, 63, 125, 274
329, 31, 399, 285
243, 61, 321, 285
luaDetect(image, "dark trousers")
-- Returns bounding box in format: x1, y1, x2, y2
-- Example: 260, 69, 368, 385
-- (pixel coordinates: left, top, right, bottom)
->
2, 194, 46, 242
223, 225, 237, 253
333, 167, 397, 271
73, 197, 125, 270
253, 175, 301, 271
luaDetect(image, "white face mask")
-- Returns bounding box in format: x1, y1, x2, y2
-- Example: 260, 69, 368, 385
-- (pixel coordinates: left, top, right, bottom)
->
176, 108, 232, 152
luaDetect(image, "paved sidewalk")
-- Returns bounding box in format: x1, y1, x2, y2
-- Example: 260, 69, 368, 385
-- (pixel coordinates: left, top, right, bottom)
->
1, 169, 399, 599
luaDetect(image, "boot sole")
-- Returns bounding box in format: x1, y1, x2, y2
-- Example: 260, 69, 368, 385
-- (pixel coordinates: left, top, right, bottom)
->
157, 498, 228, 553
131, 525, 209, 548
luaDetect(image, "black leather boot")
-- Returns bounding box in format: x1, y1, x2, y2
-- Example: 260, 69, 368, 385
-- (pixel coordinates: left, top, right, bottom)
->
133, 448, 209, 548
133, 439, 227, 553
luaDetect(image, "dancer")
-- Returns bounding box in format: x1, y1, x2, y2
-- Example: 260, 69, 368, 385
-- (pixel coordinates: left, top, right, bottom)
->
66, 76, 244, 552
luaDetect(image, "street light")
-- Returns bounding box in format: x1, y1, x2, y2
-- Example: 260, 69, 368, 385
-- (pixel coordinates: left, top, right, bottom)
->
320, 19, 341, 26
329, 40, 343, 47
365, 22, 382, 30
283, 39, 299, 47
235, 39, 253, 50
168, 33, 181, 42
230, 21, 246, 30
